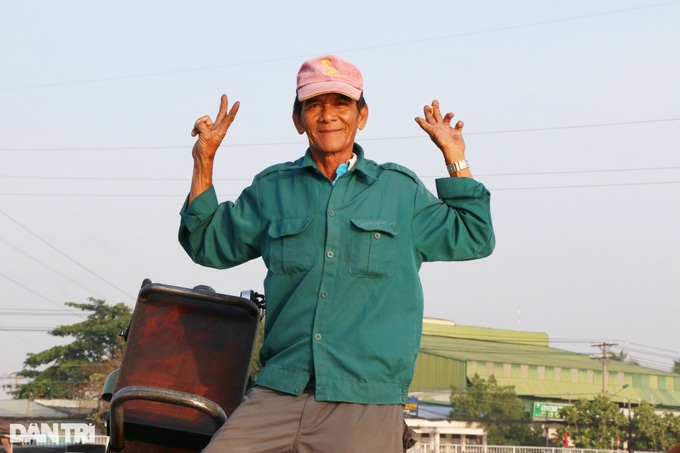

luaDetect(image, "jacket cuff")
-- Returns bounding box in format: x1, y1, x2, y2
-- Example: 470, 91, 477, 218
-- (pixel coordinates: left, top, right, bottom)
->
179, 186, 219, 231
435, 177, 490, 199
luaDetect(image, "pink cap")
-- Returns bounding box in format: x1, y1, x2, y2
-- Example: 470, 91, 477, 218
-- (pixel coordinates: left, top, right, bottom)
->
296, 55, 363, 101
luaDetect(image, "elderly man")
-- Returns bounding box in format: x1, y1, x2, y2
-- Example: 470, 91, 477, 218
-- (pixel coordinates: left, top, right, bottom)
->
179, 55, 495, 453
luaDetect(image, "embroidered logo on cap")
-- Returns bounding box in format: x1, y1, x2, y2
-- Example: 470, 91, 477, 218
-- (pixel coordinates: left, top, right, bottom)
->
321, 59, 348, 78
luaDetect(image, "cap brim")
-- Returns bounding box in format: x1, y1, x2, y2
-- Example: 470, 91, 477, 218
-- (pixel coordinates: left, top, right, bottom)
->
297, 81, 362, 101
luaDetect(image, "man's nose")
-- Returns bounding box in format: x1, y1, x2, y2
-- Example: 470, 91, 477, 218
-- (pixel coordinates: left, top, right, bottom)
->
319, 104, 337, 122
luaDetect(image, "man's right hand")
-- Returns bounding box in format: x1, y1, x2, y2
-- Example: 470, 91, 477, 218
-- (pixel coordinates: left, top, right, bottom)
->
188, 94, 240, 203
191, 94, 240, 163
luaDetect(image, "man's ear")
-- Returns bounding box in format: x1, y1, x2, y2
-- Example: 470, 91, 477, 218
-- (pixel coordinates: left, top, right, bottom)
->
292, 111, 305, 135
357, 104, 369, 131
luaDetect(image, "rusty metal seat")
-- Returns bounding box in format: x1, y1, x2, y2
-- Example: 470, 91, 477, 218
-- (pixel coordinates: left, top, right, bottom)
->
106, 279, 263, 453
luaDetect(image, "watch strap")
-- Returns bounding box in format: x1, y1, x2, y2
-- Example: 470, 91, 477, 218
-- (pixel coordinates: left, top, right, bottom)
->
446, 159, 469, 174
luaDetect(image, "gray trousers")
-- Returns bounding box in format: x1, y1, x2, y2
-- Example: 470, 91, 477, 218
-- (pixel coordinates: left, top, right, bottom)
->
202, 385, 407, 453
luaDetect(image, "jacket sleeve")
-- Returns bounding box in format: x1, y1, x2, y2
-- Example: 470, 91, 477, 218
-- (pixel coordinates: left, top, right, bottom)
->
178, 184, 264, 269
412, 177, 495, 262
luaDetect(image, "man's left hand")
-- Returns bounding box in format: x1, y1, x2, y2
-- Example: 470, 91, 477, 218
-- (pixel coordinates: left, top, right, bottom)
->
415, 99, 471, 177
416, 99, 465, 162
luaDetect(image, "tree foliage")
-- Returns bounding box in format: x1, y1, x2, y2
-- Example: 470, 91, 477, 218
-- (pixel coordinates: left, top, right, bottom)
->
630, 401, 680, 452
250, 318, 265, 378
557, 395, 628, 449
12, 298, 131, 400
610, 350, 639, 366
449, 374, 543, 446
673, 359, 680, 375
557, 395, 680, 451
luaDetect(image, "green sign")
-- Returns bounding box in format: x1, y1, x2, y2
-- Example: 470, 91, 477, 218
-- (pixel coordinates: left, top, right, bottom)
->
532, 402, 571, 420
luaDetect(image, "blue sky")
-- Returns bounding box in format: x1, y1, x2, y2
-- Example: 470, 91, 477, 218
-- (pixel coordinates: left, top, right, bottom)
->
1, 0, 679, 397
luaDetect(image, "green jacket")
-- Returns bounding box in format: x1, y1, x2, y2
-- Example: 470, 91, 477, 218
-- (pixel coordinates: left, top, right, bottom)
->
179, 145, 494, 404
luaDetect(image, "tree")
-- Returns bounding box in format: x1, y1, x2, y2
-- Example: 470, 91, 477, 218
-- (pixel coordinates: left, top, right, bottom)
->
557, 394, 628, 449
611, 350, 639, 366
673, 359, 680, 374
630, 402, 680, 452
250, 318, 265, 378
12, 298, 131, 400
449, 374, 543, 445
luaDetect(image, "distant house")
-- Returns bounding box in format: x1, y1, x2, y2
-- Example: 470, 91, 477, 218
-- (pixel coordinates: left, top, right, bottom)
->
1, 399, 71, 434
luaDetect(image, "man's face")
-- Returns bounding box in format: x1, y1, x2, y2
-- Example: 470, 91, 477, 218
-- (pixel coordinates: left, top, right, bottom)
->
293, 93, 368, 157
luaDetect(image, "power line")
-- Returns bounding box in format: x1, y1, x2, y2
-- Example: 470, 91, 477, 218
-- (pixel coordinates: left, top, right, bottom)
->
1, 118, 678, 153
616, 345, 680, 362
0, 309, 83, 317
626, 342, 680, 356
1, 0, 677, 91
491, 180, 680, 191
457, 118, 680, 136
1, 179, 679, 198
0, 209, 135, 300
479, 166, 680, 177
3, 165, 680, 182
0, 327, 53, 332
421, 335, 680, 372
0, 271, 85, 315
423, 339, 680, 362
0, 237, 106, 299
2, 176, 151, 285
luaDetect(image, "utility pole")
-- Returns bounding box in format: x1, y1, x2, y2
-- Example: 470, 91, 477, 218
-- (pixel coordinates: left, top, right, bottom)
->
590, 341, 619, 393
627, 399, 633, 453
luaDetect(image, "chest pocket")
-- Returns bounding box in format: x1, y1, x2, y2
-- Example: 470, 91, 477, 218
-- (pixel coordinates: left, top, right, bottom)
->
267, 217, 315, 274
349, 219, 400, 278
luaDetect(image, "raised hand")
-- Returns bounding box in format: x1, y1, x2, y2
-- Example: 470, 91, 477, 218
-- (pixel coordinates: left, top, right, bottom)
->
188, 94, 240, 202
191, 94, 240, 163
415, 99, 471, 177
415, 99, 465, 154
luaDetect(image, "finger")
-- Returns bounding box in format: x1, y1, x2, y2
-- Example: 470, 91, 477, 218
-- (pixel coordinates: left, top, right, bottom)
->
224, 100, 240, 124
431, 99, 442, 121
443, 112, 455, 126
213, 100, 240, 137
192, 116, 213, 136
214, 94, 229, 123
414, 117, 433, 134
454, 120, 464, 131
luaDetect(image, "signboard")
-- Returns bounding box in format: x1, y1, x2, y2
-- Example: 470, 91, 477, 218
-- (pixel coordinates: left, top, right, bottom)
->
532, 402, 572, 421
404, 397, 419, 417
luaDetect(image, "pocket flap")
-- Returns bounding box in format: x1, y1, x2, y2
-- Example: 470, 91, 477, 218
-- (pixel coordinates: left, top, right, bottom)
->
268, 217, 313, 239
350, 219, 400, 236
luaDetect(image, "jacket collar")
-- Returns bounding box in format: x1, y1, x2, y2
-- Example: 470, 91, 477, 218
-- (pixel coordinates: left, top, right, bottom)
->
299, 144, 379, 183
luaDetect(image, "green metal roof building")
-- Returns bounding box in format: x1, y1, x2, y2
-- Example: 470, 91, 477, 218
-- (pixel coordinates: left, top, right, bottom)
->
410, 318, 680, 412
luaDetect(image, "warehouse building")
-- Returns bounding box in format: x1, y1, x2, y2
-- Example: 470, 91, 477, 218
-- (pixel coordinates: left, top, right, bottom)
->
405, 318, 680, 446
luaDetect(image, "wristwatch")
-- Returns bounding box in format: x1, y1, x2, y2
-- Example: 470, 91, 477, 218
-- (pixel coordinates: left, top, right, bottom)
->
446, 159, 469, 174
